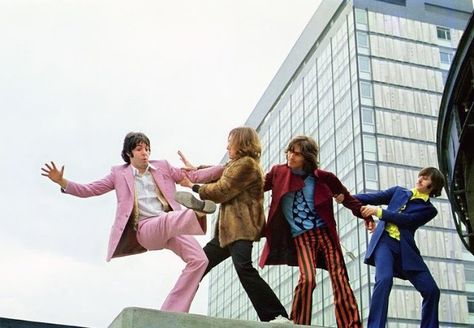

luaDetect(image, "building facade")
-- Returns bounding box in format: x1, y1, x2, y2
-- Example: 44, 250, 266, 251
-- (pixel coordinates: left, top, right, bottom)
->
207, 0, 474, 326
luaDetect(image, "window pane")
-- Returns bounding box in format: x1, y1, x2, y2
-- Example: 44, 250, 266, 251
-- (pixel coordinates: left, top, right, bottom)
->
355, 8, 368, 25
360, 81, 372, 98
465, 265, 474, 281
356, 31, 369, 48
376, 0, 406, 5
468, 293, 474, 312
362, 107, 374, 124
358, 56, 371, 73
436, 26, 451, 40
440, 51, 452, 64
363, 135, 377, 161
365, 163, 377, 181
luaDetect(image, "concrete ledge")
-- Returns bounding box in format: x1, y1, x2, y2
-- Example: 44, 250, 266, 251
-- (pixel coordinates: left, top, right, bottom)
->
0, 317, 86, 328
109, 307, 324, 328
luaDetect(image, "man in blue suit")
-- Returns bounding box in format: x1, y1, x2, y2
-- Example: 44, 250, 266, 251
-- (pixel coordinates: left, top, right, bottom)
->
355, 167, 445, 328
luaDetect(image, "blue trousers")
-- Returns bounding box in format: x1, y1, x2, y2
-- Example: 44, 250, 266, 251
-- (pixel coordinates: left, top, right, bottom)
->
368, 232, 440, 328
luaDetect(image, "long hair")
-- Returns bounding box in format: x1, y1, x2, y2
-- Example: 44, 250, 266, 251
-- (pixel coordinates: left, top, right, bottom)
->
121, 132, 151, 164
285, 135, 319, 173
228, 127, 261, 161
419, 167, 445, 197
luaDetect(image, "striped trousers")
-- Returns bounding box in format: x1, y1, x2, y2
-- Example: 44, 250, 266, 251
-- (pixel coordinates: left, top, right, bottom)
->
291, 228, 362, 327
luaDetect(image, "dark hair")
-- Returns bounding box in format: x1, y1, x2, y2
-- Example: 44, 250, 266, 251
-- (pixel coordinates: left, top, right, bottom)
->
121, 132, 151, 164
418, 167, 445, 197
228, 127, 262, 161
285, 136, 319, 172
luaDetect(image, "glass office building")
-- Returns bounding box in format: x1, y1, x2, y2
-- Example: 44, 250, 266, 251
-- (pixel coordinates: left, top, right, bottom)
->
207, 0, 474, 326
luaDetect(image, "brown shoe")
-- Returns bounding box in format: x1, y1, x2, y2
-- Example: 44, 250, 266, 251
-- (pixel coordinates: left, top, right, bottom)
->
175, 191, 216, 214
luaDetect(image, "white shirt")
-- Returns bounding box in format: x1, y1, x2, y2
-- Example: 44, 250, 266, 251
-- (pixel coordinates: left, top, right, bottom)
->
132, 164, 165, 220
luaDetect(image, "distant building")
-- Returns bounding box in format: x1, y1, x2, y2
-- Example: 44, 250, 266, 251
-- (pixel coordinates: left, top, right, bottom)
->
208, 0, 474, 326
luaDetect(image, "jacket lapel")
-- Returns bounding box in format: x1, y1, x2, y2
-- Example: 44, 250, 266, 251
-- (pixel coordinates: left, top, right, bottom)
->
150, 166, 172, 210
280, 166, 304, 193
396, 188, 413, 211
123, 165, 135, 194
150, 166, 164, 189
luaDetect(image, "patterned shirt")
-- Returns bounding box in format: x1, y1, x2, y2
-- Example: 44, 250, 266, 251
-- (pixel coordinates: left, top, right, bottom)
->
281, 172, 326, 237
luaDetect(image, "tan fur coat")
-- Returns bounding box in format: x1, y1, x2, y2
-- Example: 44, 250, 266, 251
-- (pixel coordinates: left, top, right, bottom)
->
198, 156, 265, 247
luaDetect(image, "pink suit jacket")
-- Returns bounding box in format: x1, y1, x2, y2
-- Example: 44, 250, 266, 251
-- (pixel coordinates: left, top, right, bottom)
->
63, 160, 225, 261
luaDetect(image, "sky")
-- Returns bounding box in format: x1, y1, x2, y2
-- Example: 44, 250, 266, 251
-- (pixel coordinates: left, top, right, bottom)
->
0, 1, 322, 327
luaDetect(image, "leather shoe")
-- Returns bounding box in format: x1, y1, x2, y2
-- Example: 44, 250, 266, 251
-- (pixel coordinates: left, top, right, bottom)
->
175, 191, 216, 214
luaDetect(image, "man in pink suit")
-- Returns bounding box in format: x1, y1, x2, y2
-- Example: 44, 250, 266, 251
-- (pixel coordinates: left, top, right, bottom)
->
41, 132, 224, 313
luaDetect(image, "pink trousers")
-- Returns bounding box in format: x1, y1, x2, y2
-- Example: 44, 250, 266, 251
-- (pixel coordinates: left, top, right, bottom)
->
136, 208, 208, 313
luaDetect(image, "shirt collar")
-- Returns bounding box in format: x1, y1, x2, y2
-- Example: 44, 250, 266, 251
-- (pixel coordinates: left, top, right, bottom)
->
411, 188, 429, 202
290, 168, 316, 181
132, 163, 156, 177
287, 166, 318, 179
291, 168, 306, 176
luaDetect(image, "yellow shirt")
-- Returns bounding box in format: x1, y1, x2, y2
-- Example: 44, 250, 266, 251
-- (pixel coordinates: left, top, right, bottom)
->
377, 188, 429, 241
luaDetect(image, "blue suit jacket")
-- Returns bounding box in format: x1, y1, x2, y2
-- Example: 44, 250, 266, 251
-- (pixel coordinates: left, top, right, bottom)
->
355, 186, 437, 278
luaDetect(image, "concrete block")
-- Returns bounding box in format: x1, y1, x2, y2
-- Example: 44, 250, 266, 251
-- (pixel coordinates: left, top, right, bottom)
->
0, 317, 86, 328
109, 307, 324, 328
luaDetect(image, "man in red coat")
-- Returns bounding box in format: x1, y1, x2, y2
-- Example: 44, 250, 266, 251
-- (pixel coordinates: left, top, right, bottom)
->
259, 136, 374, 326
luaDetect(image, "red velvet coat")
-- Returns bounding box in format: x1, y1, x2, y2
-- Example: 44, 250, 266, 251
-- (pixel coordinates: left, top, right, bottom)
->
258, 164, 370, 269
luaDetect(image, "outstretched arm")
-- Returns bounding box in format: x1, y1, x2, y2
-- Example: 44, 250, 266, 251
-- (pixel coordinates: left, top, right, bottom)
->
333, 193, 376, 232
326, 172, 375, 230
326, 172, 363, 217
355, 187, 397, 206
199, 158, 257, 204
42, 161, 115, 197
361, 204, 436, 230
174, 151, 224, 183
41, 161, 68, 189
178, 150, 197, 171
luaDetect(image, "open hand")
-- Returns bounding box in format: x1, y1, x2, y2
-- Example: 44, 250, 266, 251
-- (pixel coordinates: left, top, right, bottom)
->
178, 150, 197, 171
41, 161, 67, 188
